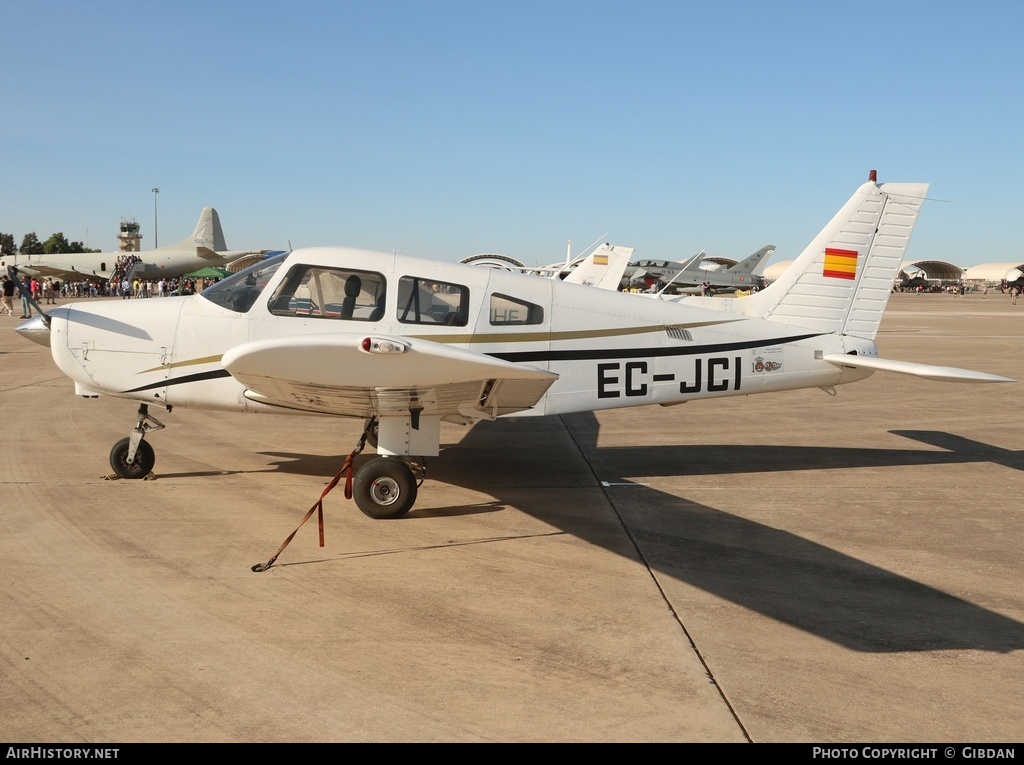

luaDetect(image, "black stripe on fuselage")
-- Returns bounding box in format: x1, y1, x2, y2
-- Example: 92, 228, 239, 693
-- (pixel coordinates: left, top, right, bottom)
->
486, 332, 823, 363
122, 332, 824, 393
123, 368, 232, 393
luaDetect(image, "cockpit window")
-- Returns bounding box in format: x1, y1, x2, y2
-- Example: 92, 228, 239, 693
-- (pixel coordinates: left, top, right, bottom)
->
201, 253, 288, 313
489, 293, 544, 325
268, 265, 386, 321
397, 276, 468, 326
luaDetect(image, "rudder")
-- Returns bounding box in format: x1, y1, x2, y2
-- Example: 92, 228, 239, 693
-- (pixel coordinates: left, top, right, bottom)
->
169, 208, 227, 252
735, 177, 929, 340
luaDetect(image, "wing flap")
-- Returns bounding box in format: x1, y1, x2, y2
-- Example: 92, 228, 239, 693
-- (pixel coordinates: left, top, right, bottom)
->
224, 333, 558, 417
823, 353, 1014, 384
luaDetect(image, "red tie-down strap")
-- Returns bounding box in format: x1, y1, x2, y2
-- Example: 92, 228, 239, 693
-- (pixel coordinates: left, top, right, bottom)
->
250, 450, 357, 573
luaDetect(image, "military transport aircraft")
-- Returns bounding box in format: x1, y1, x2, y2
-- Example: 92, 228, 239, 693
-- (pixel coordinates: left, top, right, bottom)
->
13, 172, 1013, 522
8, 207, 266, 284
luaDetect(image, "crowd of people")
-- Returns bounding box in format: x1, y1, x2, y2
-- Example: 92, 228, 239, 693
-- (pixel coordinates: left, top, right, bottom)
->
895, 281, 1022, 298
109, 253, 143, 285
1, 273, 220, 318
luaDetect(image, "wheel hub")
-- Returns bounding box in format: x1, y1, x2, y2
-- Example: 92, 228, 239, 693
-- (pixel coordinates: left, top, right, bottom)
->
369, 477, 401, 506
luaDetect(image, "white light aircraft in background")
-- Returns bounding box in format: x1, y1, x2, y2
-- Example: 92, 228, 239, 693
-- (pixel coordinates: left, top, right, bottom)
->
561, 243, 634, 289
461, 241, 633, 290
14, 172, 1014, 523
6, 208, 267, 284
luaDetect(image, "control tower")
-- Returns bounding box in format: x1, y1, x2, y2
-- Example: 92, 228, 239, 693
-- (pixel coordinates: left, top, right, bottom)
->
118, 218, 142, 252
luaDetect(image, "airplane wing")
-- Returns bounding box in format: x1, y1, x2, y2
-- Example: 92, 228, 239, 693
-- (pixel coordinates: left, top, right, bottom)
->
226, 252, 274, 272
222, 333, 559, 419
10, 262, 104, 282
197, 247, 268, 262
822, 353, 1014, 383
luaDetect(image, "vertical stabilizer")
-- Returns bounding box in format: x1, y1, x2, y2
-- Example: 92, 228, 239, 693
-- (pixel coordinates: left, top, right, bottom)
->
168, 208, 227, 252
728, 245, 775, 276
734, 179, 928, 339
564, 243, 634, 290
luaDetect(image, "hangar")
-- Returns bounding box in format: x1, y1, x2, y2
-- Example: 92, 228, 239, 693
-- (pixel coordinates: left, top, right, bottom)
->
961, 262, 1024, 285
763, 258, 1024, 288
762, 260, 794, 282
899, 259, 963, 282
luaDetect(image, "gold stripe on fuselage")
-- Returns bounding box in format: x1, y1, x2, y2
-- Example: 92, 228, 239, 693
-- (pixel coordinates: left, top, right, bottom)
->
139, 319, 742, 375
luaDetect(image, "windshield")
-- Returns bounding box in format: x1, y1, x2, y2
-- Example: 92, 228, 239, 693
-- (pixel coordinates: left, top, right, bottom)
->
200, 253, 289, 313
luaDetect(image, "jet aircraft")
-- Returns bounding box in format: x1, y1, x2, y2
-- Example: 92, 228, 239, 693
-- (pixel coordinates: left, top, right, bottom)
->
627, 245, 774, 294
14, 173, 1013, 523
7, 207, 266, 284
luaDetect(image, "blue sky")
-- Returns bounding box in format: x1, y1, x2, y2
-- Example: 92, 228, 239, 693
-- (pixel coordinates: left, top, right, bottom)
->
3, 1, 1022, 268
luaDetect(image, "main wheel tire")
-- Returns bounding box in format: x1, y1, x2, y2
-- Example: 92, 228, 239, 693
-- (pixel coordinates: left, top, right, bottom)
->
109, 437, 156, 479
353, 457, 417, 519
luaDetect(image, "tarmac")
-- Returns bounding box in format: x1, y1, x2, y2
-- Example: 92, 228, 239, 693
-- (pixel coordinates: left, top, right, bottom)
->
1, 291, 1021, 743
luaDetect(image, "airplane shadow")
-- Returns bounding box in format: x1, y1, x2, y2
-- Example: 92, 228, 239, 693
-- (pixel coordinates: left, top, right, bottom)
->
426, 414, 1024, 654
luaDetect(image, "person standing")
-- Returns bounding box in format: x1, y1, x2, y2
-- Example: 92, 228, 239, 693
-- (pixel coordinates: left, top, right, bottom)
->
20, 276, 33, 318
1, 275, 15, 316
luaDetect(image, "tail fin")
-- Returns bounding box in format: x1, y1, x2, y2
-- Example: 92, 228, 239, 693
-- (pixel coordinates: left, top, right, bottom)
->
735, 177, 929, 340
727, 244, 775, 276
165, 208, 227, 252
564, 243, 634, 290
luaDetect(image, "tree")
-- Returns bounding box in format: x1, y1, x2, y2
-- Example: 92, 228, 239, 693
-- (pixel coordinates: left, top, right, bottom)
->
0, 233, 14, 257
42, 232, 73, 254
20, 232, 42, 254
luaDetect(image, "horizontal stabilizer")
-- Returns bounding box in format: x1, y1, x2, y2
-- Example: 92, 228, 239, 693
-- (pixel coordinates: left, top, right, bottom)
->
822, 354, 1014, 384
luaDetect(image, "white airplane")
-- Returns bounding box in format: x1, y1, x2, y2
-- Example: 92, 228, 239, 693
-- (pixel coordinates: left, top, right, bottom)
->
561, 243, 634, 289
7, 207, 266, 284
14, 173, 1014, 524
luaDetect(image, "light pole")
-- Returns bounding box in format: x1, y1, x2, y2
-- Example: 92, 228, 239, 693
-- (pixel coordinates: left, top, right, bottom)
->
152, 187, 160, 248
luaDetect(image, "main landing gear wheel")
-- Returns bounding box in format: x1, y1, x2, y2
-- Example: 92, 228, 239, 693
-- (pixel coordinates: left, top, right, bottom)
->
353, 456, 418, 519
109, 437, 156, 479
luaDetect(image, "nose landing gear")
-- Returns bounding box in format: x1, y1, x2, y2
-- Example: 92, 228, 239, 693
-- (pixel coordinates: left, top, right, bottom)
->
108, 403, 166, 479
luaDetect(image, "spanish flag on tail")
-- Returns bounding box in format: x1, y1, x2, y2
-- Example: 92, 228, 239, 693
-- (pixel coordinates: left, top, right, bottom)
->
823, 247, 858, 280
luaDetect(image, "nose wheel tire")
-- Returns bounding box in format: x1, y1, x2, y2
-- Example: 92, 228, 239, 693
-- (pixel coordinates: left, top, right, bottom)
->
109, 437, 156, 479
353, 457, 417, 519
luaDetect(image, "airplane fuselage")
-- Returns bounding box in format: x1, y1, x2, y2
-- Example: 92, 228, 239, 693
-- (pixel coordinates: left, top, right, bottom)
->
44, 247, 875, 420
20, 177, 1009, 520
9, 248, 231, 282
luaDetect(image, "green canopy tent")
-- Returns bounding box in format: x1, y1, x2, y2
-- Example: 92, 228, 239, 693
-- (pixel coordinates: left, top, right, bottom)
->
181, 266, 231, 279
174, 266, 231, 295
